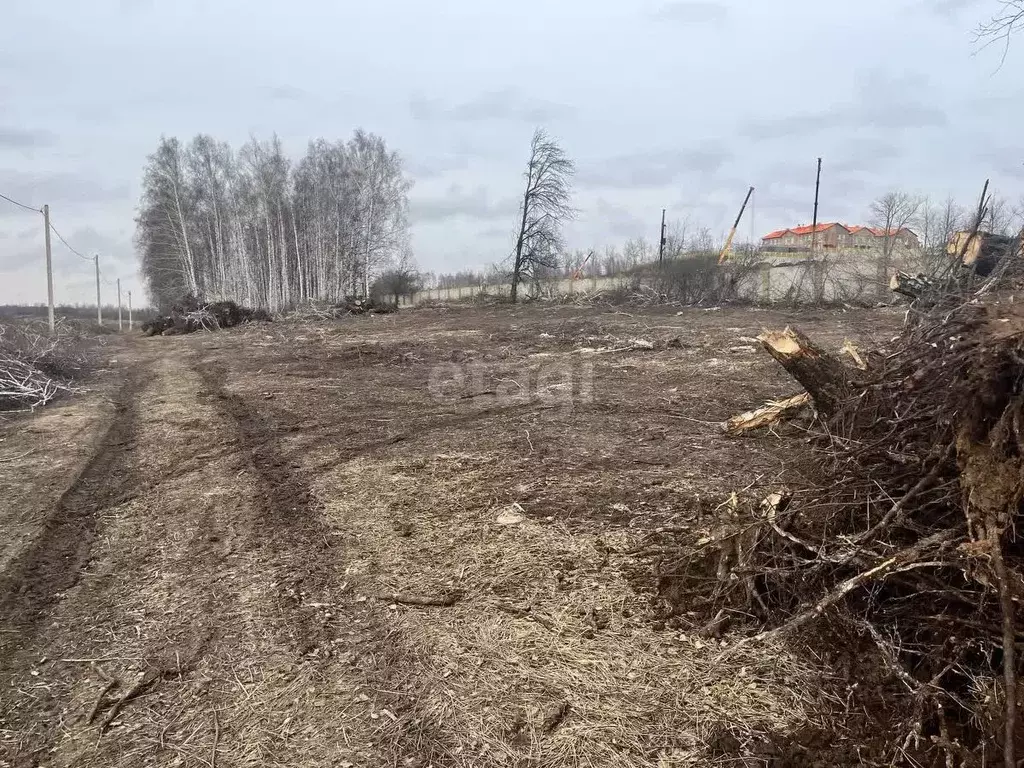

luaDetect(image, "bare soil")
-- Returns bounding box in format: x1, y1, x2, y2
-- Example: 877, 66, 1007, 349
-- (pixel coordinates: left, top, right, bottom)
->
0, 303, 903, 767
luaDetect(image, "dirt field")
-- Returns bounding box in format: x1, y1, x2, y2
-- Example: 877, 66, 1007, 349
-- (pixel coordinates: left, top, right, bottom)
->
0, 303, 904, 767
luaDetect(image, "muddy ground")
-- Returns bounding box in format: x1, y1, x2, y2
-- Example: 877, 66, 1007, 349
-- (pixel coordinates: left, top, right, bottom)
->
0, 303, 903, 767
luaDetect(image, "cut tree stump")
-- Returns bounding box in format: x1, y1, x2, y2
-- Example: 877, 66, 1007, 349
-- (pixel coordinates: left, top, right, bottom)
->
726, 392, 811, 434
757, 328, 851, 417
948, 231, 1019, 277
890, 271, 938, 301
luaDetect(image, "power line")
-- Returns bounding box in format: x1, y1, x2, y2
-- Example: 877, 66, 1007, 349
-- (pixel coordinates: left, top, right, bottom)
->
0, 191, 42, 214
48, 219, 93, 261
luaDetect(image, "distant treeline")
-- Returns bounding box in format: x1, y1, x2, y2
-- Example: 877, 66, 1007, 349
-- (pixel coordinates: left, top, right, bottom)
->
136, 131, 411, 312
0, 304, 156, 322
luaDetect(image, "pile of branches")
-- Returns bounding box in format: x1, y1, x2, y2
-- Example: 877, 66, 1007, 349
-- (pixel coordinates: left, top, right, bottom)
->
659, 182, 1024, 764
666, 293, 1024, 763
283, 297, 397, 321
0, 319, 88, 410
142, 295, 272, 336
333, 296, 396, 315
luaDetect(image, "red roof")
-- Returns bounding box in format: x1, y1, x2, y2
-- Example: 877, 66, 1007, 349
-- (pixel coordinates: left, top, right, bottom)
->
763, 222, 847, 240
763, 223, 916, 241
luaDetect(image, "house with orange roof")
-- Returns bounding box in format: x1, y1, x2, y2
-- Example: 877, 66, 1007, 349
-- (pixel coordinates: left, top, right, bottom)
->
762, 223, 919, 253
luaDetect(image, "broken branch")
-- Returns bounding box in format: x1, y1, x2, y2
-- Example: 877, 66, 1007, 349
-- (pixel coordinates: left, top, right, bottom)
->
726, 392, 811, 434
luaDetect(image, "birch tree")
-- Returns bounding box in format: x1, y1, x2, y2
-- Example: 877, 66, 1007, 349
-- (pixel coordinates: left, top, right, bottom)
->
135, 130, 411, 310
510, 129, 575, 303
137, 137, 200, 304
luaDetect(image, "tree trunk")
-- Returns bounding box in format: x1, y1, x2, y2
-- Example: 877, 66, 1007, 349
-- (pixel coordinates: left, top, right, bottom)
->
757, 328, 852, 417
363, 195, 375, 298
511, 193, 530, 304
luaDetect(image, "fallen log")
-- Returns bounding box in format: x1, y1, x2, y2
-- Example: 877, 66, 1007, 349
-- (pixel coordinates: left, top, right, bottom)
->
756, 328, 851, 417
725, 392, 811, 434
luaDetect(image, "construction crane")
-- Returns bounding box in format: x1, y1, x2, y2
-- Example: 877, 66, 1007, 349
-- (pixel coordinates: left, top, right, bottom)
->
571, 250, 595, 280
718, 186, 755, 265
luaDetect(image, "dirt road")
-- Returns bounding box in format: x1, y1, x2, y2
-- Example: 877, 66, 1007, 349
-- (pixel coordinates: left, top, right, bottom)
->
0, 305, 901, 767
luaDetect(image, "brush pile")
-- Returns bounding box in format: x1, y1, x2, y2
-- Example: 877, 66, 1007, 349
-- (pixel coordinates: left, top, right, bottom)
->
333, 296, 396, 315
282, 298, 397, 322
664, 244, 1024, 762
142, 295, 272, 336
0, 319, 88, 410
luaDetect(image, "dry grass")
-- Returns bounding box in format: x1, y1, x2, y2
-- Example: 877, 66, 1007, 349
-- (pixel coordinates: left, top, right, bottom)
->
318, 455, 835, 766
1, 304, 910, 767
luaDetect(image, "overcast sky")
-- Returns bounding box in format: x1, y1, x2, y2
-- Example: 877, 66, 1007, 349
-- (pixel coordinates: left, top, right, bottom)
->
0, 0, 1019, 306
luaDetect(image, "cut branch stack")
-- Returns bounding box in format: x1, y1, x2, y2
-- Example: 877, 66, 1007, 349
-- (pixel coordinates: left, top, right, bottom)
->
142, 295, 272, 337
670, 287, 1024, 761
0, 320, 84, 411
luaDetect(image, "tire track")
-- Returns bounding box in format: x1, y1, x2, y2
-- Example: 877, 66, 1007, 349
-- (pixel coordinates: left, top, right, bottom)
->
0, 368, 145, 648
193, 356, 463, 766
195, 361, 341, 654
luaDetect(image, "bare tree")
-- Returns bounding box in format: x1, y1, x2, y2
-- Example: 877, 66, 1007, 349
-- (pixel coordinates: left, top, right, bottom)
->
510, 129, 575, 303
371, 250, 420, 307
662, 216, 692, 260
600, 245, 621, 276
976, 1, 1024, 64
622, 237, 652, 269
690, 226, 716, 254
869, 191, 923, 297
1012, 195, 1024, 233
986, 195, 1016, 235
939, 196, 966, 245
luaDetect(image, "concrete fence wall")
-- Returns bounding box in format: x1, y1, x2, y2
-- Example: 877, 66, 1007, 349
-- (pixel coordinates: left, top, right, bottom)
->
399, 274, 633, 307
401, 251, 910, 307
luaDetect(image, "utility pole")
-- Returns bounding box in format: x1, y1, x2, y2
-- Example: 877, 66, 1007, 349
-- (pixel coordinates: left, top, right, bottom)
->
658, 208, 667, 264
95, 255, 102, 326
128, 291, 133, 331
117, 278, 122, 331
43, 204, 54, 334
809, 158, 822, 255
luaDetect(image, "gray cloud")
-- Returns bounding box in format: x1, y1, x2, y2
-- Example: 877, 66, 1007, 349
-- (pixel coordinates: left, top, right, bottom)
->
595, 199, 647, 239
66, 225, 130, 255
577, 146, 731, 189
410, 184, 517, 223
410, 89, 574, 123
0, 245, 33, 272
478, 224, 513, 240
0, 127, 55, 149
830, 137, 904, 175
742, 68, 947, 140
742, 102, 946, 140
650, 1, 729, 24
118, 0, 155, 13
261, 85, 308, 102
926, 0, 985, 15
406, 155, 471, 180
741, 113, 844, 141
976, 147, 1024, 179
0, 170, 130, 215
